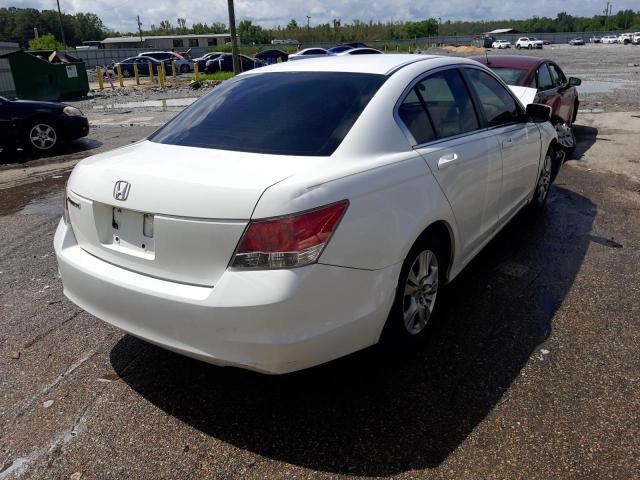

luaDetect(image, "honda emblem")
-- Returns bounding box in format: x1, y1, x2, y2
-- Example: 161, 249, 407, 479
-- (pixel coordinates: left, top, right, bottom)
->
113, 181, 131, 201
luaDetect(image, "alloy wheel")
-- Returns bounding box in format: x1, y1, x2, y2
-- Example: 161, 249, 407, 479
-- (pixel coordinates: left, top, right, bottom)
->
536, 152, 552, 204
403, 250, 439, 335
29, 124, 57, 150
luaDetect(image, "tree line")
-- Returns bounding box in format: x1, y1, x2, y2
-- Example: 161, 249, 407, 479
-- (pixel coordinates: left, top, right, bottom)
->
0, 6, 638, 49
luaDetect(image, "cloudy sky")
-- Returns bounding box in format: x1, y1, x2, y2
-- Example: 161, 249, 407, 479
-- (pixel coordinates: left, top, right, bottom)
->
3, 0, 638, 33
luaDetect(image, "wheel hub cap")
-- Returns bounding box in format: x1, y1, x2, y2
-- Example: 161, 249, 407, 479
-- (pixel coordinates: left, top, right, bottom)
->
29, 124, 56, 150
403, 250, 439, 335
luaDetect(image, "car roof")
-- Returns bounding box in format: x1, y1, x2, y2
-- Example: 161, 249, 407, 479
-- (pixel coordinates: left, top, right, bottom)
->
244, 54, 454, 75
469, 55, 545, 69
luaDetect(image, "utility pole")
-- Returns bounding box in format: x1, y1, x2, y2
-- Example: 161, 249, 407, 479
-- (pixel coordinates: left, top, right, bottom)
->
306, 16, 311, 29
227, 0, 240, 75
55, 0, 66, 46
137, 16, 144, 48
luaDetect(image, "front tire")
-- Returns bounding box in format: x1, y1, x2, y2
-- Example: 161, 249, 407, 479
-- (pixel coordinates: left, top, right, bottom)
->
382, 238, 445, 347
180, 64, 190, 73
25, 121, 59, 152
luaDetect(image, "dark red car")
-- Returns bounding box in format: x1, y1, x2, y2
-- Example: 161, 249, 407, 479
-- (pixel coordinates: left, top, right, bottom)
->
470, 55, 581, 149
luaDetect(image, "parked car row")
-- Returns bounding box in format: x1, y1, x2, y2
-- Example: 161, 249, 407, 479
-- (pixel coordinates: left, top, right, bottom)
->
598, 33, 640, 44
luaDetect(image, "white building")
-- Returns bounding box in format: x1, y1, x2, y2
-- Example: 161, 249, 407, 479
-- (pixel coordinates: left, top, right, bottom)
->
101, 33, 233, 50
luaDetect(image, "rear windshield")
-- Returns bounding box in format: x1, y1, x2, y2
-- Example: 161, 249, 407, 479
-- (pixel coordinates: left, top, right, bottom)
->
149, 72, 386, 156
488, 67, 529, 85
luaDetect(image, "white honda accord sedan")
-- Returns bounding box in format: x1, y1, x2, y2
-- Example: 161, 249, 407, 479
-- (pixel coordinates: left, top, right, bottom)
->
55, 55, 557, 374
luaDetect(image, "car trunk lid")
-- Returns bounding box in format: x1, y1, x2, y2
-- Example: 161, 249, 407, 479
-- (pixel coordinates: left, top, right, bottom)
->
66, 140, 317, 286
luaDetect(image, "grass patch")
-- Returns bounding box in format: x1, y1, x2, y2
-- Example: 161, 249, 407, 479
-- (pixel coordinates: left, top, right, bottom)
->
193, 72, 235, 81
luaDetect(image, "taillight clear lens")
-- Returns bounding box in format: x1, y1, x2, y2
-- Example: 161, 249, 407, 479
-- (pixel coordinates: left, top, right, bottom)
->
231, 200, 349, 269
63, 189, 70, 225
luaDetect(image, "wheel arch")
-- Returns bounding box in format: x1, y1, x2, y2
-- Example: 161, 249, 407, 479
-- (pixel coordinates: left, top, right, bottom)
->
407, 219, 456, 283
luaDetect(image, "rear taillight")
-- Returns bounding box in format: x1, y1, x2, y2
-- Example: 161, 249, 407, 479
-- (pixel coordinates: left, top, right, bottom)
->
231, 200, 349, 269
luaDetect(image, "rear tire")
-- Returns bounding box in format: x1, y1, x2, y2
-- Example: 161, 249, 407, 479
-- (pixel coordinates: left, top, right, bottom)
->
529, 146, 553, 213
180, 64, 190, 73
381, 236, 445, 349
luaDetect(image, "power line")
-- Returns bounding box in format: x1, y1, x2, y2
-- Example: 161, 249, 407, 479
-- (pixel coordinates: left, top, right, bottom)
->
55, 0, 66, 45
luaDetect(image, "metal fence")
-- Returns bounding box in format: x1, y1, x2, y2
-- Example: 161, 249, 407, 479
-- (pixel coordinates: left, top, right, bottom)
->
0, 42, 19, 97
64, 29, 630, 69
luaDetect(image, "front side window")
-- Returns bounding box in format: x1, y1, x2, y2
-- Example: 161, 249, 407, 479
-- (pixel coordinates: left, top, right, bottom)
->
548, 63, 566, 86
464, 68, 521, 126
536, 64, 554, 91
150, 72, 386, 156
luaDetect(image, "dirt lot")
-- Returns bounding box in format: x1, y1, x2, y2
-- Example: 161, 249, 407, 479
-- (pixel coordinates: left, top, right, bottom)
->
1, 46, 640, 479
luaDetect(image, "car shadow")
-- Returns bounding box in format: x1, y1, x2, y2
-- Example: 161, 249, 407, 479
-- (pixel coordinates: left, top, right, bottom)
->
111, 185, 596, 476
567, 124, 598, 161
0, 138, 103, 166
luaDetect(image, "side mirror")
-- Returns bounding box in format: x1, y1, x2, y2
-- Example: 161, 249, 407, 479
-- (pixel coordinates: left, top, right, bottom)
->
568, 77, 581, 87
526, 103, 552, 123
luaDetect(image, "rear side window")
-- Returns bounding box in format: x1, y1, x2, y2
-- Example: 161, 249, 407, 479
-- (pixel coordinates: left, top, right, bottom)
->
398, 89, 435, 144
489, 67, 528, 85
464, 69, 521, 126
150, 72, 386, 156
397, 69, 479, 143
420, 70, 479, 139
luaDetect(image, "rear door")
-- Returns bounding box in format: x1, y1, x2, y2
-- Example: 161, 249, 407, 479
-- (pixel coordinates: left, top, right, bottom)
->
463, 67, 541, 221
0, 99, 12, 145
400, 67, 502, 260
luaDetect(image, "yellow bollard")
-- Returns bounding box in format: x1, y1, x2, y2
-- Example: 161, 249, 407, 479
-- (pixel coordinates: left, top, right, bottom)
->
133, 63, 140, 85
159, 62, 165, 88
171, 60, 177, 80
194, 62, 199, 81
96, 66, 104, 90
116, 64, 124, 87
148, 62, 155, 84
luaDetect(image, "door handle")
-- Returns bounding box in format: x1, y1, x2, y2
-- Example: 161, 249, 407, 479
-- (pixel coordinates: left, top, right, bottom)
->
437, 153, 458, 169
502, 137, 514, 148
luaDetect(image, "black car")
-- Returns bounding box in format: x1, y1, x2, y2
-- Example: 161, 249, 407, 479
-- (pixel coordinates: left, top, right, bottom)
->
192, 52, 224, 72
0, 96, 89, 152
254, 49, 289, 64
115, 56, 171, 77
204, 54, 265, 73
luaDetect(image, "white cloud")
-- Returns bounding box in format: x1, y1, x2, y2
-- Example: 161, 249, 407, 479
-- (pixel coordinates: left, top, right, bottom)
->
2, 0, 638, 33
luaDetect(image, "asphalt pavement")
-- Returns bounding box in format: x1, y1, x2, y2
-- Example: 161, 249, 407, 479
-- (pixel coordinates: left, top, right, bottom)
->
1, 114, 639, 479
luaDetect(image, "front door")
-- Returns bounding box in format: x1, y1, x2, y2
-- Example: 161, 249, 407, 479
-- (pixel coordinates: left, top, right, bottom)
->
463, 67, 541, 221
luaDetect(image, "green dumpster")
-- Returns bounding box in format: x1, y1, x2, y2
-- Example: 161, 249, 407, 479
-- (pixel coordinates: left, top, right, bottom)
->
0, 50, 89, 101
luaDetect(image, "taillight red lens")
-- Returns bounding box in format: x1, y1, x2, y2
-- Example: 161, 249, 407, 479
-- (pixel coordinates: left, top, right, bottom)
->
232, 200, 349, 269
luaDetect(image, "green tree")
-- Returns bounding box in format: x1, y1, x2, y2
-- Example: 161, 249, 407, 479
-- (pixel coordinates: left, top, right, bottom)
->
28, 33, 70, 50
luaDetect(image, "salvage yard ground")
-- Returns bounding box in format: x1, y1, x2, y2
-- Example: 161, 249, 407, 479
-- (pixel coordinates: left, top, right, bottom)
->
0, 44, 639, 479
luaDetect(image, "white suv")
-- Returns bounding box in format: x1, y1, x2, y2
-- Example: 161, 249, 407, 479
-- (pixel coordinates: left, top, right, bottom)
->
618, 33, 634, 45
601, 35, 618, 44
515, 37, 544, 49
631, 33, 640, 45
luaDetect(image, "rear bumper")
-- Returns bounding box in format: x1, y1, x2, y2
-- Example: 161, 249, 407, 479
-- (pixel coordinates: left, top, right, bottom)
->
54, 220, 399, 374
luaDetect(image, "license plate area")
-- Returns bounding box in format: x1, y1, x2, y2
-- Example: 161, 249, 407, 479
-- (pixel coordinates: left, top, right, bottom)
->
107, 207, 155, 258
